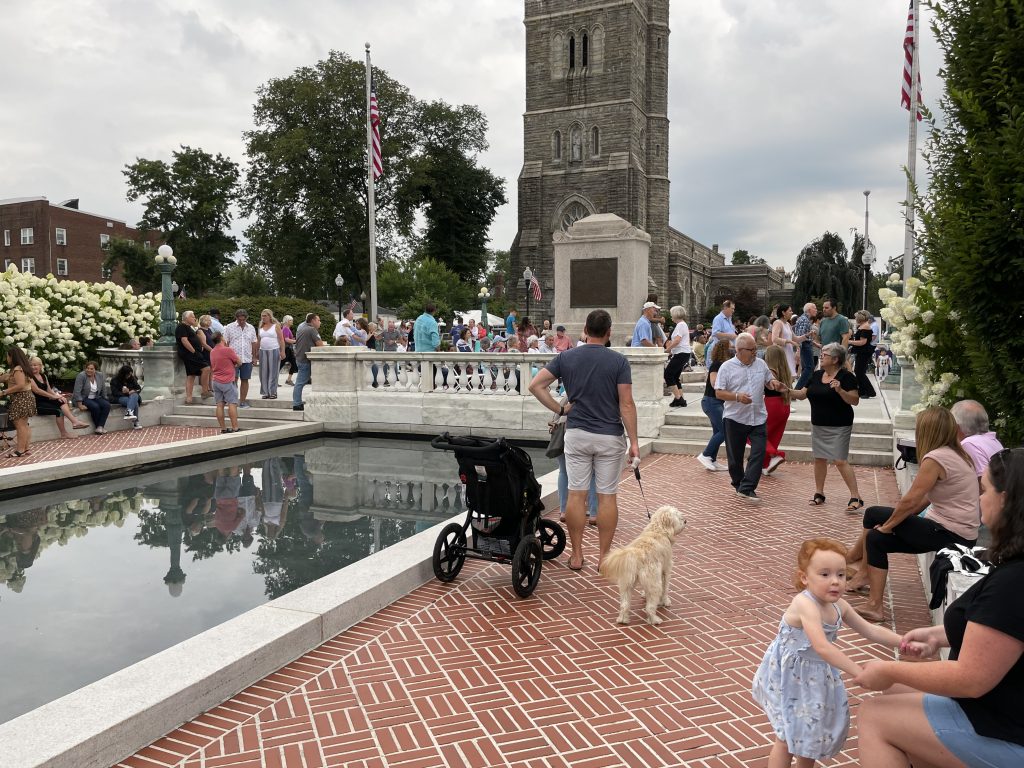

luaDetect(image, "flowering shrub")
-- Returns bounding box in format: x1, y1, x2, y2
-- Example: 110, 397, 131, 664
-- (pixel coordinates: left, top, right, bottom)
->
0, 265, 158, 373
878, 270, 971, 412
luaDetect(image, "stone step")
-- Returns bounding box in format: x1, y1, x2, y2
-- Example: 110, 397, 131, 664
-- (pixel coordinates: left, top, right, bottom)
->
651, 438, 892, 467
662, 409, 894, 435
160, 414, 302, 430
175, 395, 295, 410
170, 402, 305, 421
657, 424, 891, 450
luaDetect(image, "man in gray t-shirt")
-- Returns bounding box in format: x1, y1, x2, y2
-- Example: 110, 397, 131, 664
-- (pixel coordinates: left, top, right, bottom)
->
529, 309, 639, 571
292, 314, 324, 410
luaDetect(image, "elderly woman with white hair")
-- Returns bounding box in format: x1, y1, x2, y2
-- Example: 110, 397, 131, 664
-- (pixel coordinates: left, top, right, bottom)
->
175, 310, 210, 405
789, 341, 864, 510
664, 305, 692, 408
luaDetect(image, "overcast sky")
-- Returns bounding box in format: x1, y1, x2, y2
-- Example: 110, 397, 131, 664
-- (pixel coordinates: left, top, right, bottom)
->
0, 0, 943, 273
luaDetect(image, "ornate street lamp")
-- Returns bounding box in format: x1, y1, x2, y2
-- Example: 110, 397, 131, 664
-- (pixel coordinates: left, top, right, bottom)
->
334, 274, 344, 315
154, 244, 178, 346
523, 266, 533, 318
478, 286, 490, 331
360, 291, 367, 318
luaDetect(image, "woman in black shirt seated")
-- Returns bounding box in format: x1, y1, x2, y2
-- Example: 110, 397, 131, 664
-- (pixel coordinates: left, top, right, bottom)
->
788, 341, 864, 510
854, 447, 1024, 766
28, 356, 90, 437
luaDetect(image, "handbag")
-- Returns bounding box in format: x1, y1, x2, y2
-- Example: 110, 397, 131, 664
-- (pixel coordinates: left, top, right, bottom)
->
545, 418, 566, 458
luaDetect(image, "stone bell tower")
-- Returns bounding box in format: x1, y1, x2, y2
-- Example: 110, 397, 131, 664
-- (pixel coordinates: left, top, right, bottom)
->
510, 0, 671, 320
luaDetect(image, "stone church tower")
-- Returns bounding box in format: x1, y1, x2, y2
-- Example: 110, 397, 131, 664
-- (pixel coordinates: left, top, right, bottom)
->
511, 0, 671, 320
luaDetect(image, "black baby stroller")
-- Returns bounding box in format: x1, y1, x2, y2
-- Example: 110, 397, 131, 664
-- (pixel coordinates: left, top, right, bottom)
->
430, 432, 565, 597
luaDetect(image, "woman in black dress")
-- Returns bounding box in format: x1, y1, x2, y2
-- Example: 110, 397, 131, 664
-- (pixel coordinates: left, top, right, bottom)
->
848, 310, 876, 398
176, 310, 210, 404
28, 356, 89, 437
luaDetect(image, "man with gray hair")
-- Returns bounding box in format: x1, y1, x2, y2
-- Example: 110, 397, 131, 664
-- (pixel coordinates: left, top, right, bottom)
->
793, 301, 818, 389
714, 332, 787, 503
951, 399, 1004, 478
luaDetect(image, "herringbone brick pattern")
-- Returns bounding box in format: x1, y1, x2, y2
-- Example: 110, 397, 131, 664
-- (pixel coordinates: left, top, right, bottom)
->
0, 425, 221, 468
121, 455, 928, 768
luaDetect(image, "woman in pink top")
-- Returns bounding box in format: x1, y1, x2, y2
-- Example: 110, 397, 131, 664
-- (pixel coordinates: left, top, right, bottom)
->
846, 407, 979, 622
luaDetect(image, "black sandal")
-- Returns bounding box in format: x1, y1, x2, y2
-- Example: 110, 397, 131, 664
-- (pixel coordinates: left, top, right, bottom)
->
846, 498, 865, 512
810, 493, 826, 506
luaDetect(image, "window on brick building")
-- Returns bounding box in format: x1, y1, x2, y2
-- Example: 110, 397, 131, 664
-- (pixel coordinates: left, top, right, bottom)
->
21, 228, 33, 245
582, 34, 589, 67
55, 227, 67, 246
3, 230, 9, 247
100, 233, 111, 249
4, 259, 12, 270
144, 240, 151, 250
57, 258, 69, 276
21, 258, 35, 274
552, 130, 562, 161
568, 35, 575, 69
591, 126, 600, 157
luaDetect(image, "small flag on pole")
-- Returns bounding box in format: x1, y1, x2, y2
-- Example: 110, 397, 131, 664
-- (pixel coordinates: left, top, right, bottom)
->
370, 82, 383, 179
530, 272, 542, 301
901, 0, 922, 120
178, 286, 186, 299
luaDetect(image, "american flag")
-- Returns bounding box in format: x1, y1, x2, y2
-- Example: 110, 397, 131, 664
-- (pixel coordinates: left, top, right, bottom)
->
370, 82, 383, 179
901, 0, 922, 120
178, 286, 187, 299
530, 272, 542, 301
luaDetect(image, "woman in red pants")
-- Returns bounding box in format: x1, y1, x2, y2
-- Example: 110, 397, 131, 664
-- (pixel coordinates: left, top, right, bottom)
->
762, 345, 793, 475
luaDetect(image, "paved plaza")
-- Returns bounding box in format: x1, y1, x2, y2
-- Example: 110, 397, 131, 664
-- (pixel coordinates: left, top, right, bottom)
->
0, 425, 221, 468
113, 454, 926, 768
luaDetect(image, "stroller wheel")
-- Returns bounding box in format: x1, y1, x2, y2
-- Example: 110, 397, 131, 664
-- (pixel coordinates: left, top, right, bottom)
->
432, 523, 467, 582
511, 536, 543, 598
538, 520, 566, 560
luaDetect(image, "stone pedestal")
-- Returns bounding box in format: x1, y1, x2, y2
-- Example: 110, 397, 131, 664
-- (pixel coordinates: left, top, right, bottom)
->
140, 347, 183, 401
552, 214, 651, 342
893, 356, 921, 431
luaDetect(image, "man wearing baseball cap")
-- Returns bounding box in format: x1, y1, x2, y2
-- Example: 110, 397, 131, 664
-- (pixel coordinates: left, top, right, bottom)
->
552, 325, 573, 353
631, 301, 660, 347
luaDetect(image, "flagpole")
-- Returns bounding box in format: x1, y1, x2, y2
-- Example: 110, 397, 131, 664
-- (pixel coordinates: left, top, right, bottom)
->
902, 0, 919, 295
365, 43, 379, 321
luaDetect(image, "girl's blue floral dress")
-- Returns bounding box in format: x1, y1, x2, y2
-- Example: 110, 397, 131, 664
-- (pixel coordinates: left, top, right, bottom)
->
752, 591, 850, 760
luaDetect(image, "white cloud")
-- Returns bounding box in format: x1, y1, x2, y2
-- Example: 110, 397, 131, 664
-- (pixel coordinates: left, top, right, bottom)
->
0, 0, 943, 273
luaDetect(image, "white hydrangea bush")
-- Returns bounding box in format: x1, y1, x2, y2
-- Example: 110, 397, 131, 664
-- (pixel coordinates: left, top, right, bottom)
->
0, 265, 158, 372
878, 269, 967, 411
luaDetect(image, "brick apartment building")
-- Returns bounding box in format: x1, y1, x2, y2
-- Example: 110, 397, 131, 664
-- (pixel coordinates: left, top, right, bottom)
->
0, 196, 157, 286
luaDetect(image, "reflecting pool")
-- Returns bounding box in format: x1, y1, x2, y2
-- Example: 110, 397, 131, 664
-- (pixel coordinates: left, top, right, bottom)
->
0, 436, 556, 724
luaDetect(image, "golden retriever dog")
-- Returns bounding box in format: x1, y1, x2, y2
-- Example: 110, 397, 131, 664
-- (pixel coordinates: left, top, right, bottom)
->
598, 505, 686, 625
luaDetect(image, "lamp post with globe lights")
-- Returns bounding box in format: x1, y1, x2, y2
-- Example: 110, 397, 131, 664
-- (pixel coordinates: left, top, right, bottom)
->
334, 274, 344, 317
862, 190, 876, 310
360, 291, 367, 318
478, 286, 490, 330
522, 267, 533, 319
153, 244, 178, 346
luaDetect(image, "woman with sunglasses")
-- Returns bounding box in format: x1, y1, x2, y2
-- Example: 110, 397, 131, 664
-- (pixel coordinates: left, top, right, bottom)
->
854, 447, 1024, 767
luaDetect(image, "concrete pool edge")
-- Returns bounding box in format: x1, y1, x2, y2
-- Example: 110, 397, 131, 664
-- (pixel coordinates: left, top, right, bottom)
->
0, 440, 650, 768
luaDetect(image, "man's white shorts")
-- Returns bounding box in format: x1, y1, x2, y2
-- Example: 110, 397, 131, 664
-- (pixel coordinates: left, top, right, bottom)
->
564, 428, 627, 495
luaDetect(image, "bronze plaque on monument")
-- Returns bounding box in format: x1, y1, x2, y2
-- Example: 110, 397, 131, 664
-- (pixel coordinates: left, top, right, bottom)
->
570, 258, 618, 307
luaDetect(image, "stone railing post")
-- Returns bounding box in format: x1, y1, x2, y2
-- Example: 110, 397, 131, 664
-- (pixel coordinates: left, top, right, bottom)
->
620, 346, 669, 438
305, 346, 362, 431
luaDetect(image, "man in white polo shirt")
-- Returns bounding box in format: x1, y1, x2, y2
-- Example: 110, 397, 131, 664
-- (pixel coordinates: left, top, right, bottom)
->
714, 332, 787, 504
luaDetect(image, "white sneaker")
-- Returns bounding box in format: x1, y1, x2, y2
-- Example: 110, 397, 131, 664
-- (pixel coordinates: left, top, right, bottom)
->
766, 455, 786, 475
697, 454, 717, 472
132, 423, 142, 430
711, 461, 726, 471
123, 413, 133, 420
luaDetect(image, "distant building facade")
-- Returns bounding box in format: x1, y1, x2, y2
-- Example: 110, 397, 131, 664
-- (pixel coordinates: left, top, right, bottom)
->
0, 197, 155, 286
511, 0, 787, 321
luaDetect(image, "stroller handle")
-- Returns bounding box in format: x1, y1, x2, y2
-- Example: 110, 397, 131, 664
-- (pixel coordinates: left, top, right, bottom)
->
430, 432, 505, 457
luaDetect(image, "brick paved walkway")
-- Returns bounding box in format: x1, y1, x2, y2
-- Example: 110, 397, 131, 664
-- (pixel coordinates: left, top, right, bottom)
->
121, 455, 926, 768
0, 425, 221, 469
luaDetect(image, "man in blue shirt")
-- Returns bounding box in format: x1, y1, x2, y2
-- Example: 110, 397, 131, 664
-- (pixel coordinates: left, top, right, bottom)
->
413, 302, 440, 352
631, 301, 660, 347
794, 301, 818, 389
505, 308, 518, 337
705, 299, 737, 365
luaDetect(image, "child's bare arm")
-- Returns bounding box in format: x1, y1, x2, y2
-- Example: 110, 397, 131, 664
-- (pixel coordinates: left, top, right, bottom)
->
840, 599, 903, 648
794, 597, 862, 677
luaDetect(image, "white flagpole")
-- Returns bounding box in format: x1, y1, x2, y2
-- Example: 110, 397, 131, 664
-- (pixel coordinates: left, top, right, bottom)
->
365, 42, 379, 321
902, 0, 919, 295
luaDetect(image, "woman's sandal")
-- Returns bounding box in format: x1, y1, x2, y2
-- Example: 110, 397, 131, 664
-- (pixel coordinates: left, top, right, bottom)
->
810, 493, 826, 506
846, 498, 865, 512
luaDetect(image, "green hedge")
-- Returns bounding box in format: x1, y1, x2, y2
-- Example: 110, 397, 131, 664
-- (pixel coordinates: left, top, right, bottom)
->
176, 296, 336, 341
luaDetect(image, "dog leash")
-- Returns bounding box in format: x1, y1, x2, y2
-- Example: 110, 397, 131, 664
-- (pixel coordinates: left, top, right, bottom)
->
631, 458, 651, 519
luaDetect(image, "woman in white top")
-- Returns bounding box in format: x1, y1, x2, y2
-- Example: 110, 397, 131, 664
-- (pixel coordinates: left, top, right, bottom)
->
664, 305, 692, 408
257, 309, 286, 399
770, 304, 799, 377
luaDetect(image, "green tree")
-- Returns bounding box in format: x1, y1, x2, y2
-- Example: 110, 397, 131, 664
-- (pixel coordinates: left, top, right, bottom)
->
219, 262, 271, 297
124, 146, 240, 297
915, 0, 1024, 441
242, 51, 422, 299
377, 258, 474, 320
400, 102, 507, 281
731, 249, 765, 265
103, 238, 160, 293
792, 232, 860, 313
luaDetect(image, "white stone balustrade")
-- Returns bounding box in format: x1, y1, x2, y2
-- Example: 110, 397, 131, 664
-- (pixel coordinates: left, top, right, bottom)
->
97, 349, 145, 381
304, 346, 668, 440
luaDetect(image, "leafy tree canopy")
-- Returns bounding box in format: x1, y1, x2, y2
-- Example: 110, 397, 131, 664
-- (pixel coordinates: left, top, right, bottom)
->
124, 146, 240, 297
377, 257, 475, 321
103, 238, 160, 294
792, 231, 861, 314
731, 249, 766, 265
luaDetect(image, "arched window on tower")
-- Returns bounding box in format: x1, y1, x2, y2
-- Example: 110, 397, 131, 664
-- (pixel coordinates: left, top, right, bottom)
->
582, 33, 589, 68
568, 35, 575, 70
552, 130, 562, 161
590, 126, 600, 157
